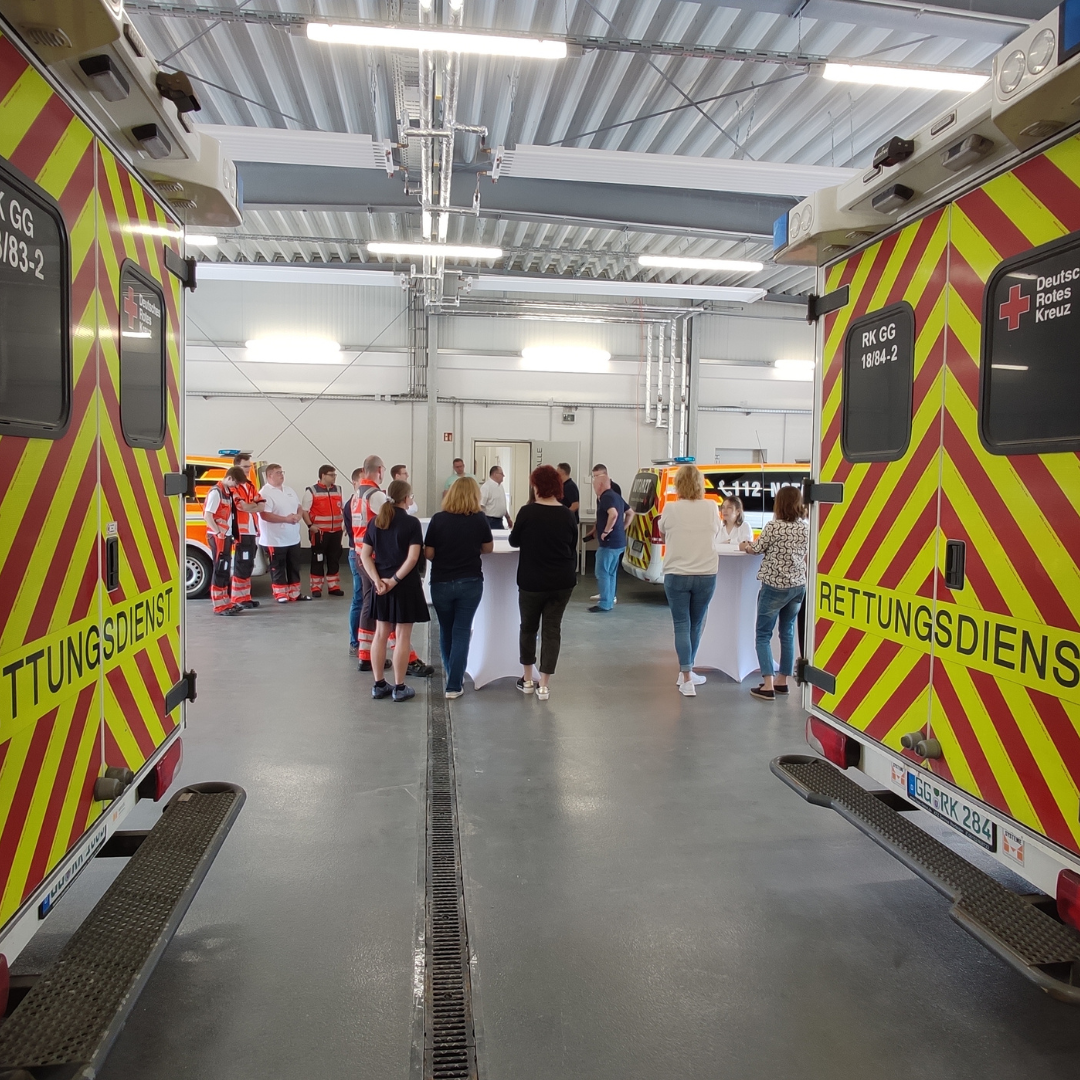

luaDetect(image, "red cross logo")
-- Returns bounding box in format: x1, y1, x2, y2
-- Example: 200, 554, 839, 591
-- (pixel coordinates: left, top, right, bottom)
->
123, 285, 139, 330
998, 283, 1030, 331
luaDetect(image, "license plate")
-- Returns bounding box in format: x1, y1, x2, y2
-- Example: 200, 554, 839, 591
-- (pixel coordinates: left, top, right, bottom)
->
907, 771, 997, 851
631, 540, 645, 555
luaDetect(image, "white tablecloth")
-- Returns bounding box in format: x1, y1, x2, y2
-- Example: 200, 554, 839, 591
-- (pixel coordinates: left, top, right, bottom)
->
694, 552, 780, 682
465, 543, 520, 689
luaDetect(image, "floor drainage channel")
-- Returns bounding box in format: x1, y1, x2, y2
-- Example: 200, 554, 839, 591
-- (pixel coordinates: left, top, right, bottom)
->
422, 670, 478, 1080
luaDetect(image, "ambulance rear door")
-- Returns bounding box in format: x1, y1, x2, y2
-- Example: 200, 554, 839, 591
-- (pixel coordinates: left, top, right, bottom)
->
931, 134, 1080, 857
809, 210, 950, 758
96, 141, 183, 777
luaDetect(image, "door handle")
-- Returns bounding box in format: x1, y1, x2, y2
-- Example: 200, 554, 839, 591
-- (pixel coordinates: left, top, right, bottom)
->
944, 539, 966, 591
105, 535, 120, 592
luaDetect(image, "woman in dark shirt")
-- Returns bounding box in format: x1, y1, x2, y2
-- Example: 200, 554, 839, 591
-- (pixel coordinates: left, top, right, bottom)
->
360, 479, 429, 703
508, 465, 578, 701
424, 477, 494, 699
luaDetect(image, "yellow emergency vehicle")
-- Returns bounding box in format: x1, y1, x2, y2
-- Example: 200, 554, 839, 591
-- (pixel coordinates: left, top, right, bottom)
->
0, 6, 244, 1070
772, 0, 1080, 1002
624, 462, 809, 583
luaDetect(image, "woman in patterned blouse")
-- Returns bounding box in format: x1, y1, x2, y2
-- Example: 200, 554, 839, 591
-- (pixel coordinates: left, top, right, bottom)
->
740, 485, 809, 701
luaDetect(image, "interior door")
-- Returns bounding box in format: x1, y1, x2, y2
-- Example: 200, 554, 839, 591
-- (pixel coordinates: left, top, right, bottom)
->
810, 210, 949, 758
473, 440, 531, 517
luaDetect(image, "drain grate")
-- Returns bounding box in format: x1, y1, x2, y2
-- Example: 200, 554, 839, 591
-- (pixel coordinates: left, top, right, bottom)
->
424, 678, 478, 1080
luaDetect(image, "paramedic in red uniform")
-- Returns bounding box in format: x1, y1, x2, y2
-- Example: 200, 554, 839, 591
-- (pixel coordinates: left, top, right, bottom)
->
229, 455, 264, 609
302, 465, 345, 597
203, 467, 246, 616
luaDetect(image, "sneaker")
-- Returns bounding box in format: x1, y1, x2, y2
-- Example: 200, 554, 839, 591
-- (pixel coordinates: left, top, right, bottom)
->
371, 681, 393, 700
328, 588, 345, 596
536, 685, 550, 701
349, 644, 359, 656
675, 672, 707, 687
239, 600, 260, 609
310, 590, 322, 598
774, 684, 790, 695
216, 605, 243, 616
516, 678, 535, 694
407, 660, 435, 678
392, 684, 416, 702
750, 685, 775, 701
358, 659, 394, 672
296, 595, 313, 602
445, 690, 464, 700
277, 597, 290, 604
678, 679, 697, 697
587, 605, 611, 613
588, 595, 616, 604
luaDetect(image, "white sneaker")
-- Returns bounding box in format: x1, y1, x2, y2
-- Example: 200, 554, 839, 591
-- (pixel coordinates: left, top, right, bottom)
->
675, 672, 707, 687
678, 679, 697, 697
445, 690, 463, 699
588, 595, 616, 604
536, 685, 550, 701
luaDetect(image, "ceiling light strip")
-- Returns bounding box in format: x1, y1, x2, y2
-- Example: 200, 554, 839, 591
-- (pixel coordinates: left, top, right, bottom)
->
307, 22, 567, 59
821, 63, 988, 93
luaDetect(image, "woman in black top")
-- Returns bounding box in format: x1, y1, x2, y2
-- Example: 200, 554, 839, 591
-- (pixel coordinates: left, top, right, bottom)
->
361, 479, 429, 703
424, 477, 494, 699
508, 465, 578, 701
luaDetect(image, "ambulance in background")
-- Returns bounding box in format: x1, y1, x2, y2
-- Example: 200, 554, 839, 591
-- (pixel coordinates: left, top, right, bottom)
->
624, 462, 809, 583
185, 453, 269, 599
772, 0, 1080, 1001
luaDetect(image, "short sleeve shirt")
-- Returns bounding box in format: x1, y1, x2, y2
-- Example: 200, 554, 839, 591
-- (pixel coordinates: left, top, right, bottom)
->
425, 512, 493, 582
596, 488, 629, 548
258, 484, 302, 547
364, 507, 424, 578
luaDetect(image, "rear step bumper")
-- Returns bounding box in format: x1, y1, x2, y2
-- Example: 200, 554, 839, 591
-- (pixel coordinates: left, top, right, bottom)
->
771, 754, 1080, 1004
0, 781, 245, 1077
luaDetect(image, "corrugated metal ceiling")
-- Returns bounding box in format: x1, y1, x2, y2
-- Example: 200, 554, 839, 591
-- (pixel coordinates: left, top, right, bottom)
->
129, 1, 1039, 296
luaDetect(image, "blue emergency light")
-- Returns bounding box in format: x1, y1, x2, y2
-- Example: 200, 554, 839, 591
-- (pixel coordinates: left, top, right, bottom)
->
1063, 0, 1080, 63
773, 212, 789, 253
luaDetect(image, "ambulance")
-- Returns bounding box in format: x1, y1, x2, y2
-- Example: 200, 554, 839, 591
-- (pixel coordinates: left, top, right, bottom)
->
624, 462, 809, 583
0, 4, 244, 1070
185, 453, 269, 599
773, 0, 1080, 1001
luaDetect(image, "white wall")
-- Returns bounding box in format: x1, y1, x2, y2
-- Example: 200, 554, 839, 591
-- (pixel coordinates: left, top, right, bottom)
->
185, 278, 814, 514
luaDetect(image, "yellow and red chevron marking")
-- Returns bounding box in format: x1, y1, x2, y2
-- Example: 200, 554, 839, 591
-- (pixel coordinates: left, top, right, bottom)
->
96, 144, 182, 775
812, 210, 949, 757
0, 33, 102, 928
931, 135, 1080, 854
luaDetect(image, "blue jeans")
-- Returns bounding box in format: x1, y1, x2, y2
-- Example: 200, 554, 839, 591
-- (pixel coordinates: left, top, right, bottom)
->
664, 574, 717, 671
430, 577, 484, 693
594, 546, 623, 610
348, 549, 363, 649
756, 584, 805, 679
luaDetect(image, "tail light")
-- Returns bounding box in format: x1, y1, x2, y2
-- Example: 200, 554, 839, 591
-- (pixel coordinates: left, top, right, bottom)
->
1057, 869, 1080, 932
138, 739, 183, 802
806, 716, 860, 769
651, 516, 663, 543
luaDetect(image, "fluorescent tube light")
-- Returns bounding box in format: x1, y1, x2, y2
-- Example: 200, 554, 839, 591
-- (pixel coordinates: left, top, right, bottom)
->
186, 234, 218, 247
638, 255, 764, 273
121, 331, 152, 339
822, 63, 988, 93
521, 346, 611, 373
774, 359, 815, 381
308, 22, 567, 59
245, 337, 343, 364
991, 364, 1029, 371
367, 242, 503, 260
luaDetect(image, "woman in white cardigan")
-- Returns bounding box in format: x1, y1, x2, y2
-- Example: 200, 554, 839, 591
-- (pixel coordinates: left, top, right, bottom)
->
658, 466, 721, 697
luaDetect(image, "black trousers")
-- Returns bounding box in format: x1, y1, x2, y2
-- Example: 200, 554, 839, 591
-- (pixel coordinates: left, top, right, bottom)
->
232, 534, 257, 580
210, 534, 232, 589
309, 529, 342, 583
518, 588, 574, 674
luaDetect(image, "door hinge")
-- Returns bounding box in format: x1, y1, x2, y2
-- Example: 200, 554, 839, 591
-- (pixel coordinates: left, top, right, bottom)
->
165, 670, 197, 715
802, 479, 844, 505
164, 464, 196, 498
164, 246, 197, 291
806, 284, 850, 323
796, 658, 836, 694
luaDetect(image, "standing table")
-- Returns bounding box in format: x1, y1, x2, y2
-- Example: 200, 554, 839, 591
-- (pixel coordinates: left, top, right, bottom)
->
694, 551, 780, 682
465, 541, 521, 688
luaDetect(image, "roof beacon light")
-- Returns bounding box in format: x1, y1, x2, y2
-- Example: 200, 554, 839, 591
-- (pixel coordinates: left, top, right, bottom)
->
367, 242, 503, 260
637, 255, 764, 273
308, 22, 567, 60
823, 63, 988, 94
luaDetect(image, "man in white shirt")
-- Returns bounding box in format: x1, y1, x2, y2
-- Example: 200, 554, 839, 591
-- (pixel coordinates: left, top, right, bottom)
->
258, 463, 310, 603
391, 464, 419, 515
479, 466, 512, 530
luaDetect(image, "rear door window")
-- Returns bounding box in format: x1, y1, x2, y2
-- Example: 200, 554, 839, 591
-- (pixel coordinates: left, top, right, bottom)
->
629, 470, 658, 513
0, 158, 70, 438
119, 262, 166, 449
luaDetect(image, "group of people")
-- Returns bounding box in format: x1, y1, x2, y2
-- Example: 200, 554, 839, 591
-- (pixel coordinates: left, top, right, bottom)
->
655, 464, 809, 699
206, 452, 808, 705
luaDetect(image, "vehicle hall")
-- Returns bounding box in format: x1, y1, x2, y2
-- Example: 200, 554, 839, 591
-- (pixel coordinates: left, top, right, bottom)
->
2, 1, 1080, 1078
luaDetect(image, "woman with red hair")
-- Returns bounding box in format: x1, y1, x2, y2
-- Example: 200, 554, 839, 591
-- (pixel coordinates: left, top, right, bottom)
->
508, 465, 578, 701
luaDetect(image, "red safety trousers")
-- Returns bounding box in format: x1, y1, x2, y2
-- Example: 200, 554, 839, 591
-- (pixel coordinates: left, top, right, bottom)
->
307, 483, 344, 595
207, 481, 235, 613
231, 479, 259, 605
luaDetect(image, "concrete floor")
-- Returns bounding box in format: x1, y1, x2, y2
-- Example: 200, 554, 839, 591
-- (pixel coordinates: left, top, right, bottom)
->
16, 570, 1080, 1078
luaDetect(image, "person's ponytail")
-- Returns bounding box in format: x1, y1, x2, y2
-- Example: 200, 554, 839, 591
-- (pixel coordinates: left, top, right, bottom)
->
377, 479, 412, 529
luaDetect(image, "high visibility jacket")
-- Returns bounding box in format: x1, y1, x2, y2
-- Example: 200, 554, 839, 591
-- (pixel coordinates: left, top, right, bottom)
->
306, 483, 343, 532
233, 479, 260, 536
350, 480, 381, 548
207, 481, 233, 533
